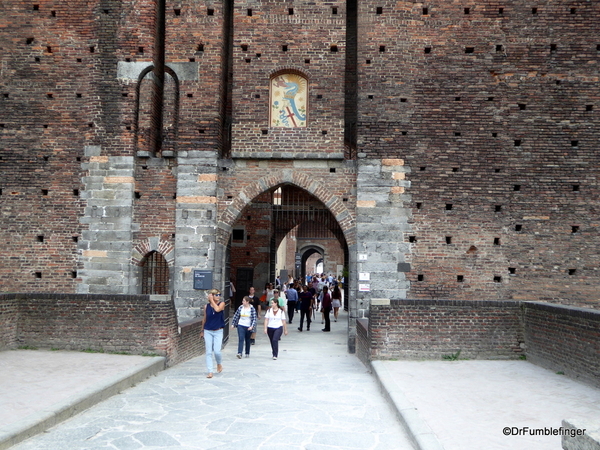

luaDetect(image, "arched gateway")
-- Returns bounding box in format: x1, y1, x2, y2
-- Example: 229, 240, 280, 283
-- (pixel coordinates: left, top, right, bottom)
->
213, 172, 359, 351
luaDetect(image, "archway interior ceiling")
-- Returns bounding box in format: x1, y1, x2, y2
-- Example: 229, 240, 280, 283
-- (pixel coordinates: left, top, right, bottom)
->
245, 184, 347, 249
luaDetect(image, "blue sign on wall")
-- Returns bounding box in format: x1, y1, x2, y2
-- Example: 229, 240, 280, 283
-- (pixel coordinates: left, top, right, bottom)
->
193, 270, 213, 290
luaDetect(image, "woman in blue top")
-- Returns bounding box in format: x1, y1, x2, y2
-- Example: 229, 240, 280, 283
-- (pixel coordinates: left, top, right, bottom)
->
231, 296, 257, 359
201, 289, 225, 378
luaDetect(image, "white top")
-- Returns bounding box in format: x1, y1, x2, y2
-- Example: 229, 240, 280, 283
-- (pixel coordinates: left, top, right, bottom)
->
265, 308, 286, 329
238, 306, 252, 327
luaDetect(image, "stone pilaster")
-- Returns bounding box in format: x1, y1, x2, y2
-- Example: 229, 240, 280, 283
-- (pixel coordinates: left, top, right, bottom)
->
355, 157, 411, 317
78, 146, 136, 294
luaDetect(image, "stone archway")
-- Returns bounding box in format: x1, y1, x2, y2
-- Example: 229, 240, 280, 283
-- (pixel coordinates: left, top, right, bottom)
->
216, 170, 356, 247
214, 174, 359, 353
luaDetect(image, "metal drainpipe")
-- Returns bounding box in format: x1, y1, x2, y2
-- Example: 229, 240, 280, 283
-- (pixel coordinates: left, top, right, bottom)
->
150, 0, 166, 155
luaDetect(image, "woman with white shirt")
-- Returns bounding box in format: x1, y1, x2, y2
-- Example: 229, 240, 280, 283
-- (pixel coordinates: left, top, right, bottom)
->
231, 296, 257, 358
263, 299, 288, 360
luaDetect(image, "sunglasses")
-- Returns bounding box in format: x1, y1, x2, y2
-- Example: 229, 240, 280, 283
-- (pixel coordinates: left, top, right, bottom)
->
213, 293, 221, 296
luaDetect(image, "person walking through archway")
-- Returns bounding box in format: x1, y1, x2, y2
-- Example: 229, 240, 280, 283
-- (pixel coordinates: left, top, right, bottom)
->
264, 299, 288, 359
297, 284, 314, 332
285, 283, 298, 323
331, 285, 342, 322
321, 286, 332, 332
200, 289, 225, 378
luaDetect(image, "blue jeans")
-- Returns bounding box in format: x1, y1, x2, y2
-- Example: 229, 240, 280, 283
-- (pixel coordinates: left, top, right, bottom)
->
237, 325, 252, 355
203, 328, 223, 373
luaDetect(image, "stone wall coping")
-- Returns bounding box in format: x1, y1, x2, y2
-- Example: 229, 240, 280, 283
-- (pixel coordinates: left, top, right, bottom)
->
376, 299, 522, 308
0, 293, 156, 302
231, 151, 345, 160
524, 301, 600, 321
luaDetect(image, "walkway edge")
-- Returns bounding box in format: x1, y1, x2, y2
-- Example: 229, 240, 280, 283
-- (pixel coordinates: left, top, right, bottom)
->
371, 360, 446, 450
0, 356, 166, 450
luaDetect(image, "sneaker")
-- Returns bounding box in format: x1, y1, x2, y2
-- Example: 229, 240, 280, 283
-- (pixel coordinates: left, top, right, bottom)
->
251, 339, 255, 345
273, 356, 277, 360
236, 353, 242, 359
297, 327, 302, 332
245, 354, 249, 358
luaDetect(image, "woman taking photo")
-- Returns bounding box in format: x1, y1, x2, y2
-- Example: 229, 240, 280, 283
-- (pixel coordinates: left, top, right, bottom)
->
264, 299, 288, 359
200, 289, 225, 378
231, 296, 257, 359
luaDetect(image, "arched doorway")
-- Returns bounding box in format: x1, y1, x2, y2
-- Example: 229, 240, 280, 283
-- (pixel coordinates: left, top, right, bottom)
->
225, 184, 349, 313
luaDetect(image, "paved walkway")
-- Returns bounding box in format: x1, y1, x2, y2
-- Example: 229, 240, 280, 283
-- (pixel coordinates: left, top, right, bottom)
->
4, 310, 414, 450
2, 308, 599, 450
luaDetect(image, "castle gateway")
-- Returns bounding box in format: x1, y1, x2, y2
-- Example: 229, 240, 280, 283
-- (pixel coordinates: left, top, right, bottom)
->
1, 0, 599, 351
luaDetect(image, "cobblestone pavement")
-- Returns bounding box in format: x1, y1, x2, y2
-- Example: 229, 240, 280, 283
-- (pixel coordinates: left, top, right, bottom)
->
10, 310, 415, 450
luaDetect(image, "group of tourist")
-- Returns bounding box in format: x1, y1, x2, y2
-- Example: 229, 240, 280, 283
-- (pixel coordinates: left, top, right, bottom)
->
201, 274, 344, 378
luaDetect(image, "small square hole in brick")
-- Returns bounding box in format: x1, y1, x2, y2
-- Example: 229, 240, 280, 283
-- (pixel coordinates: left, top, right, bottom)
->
37, 235, 44, 242
409, 236, 417, 243
332, 7, 338, 14
586, 105, 594, 111
135, 192, 141, 199
245, 58, 251, 63
197, 44, 205, 52
282, 45, 288, 52
498, 8, 503, 14
366, 59, 371, 64
376, 7, 383, 14
317, 94, 323, 99
189, 58, 195, 62
368, 95, 374, 99
532, 7, 537, 14
42, 189, 49, 196
550, 44, 557, 52
465, 47, 474, 54
570, 7, 576, 14
494, 237, 501, 245
518, 103, 526, 110
89, 46, 95, 53
174, 8, 181, 16
77, 93, 82, 98
379, 45, 385, 52
35, 272, 42, 279
457, 275, 464, 282
496, 45, 503, 52
424, 47, 431, 54
138, 47, 144, 54
445, 204, 453, 210
417, 274, 424, 281
423, 7, 428, 15
493, 276, 502, 282
322, 130, 328, 135
445, 236, 452, 244
73, 189, 79, 196
455, 132, 461, 136
288, 8, 293, 15
464, 7, 470, 14
492, 132, 498, 137
508, 267, 516, 274
495, 205, 502, 212
255, 94, 260, 99
571, 226, 579, 233
331, 45, 338, 52
568, 269, 576, 275
208, 8, 214, 15
571, 140, 578, 147
420, 166, 426, 171
27, 37, 34, 45
330, 168, 336, 173
514, 185, 521, 191
572, 185, 580, 191
400, 98, 407, 102
305, 59, 310, 64
33, 4, 39, 10
452, 167, 459, 172
455, 96, 461, 101
247, 9, 252, 16
514, 139, 521, 146
416, 202, 422, 209
72, 236, 79, 242
261, 129, 268, 135
72, 271, 78, 278
515, 224, 522, 231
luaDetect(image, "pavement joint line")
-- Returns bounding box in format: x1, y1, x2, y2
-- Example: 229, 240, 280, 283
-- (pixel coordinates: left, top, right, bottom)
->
0, 356, 166, 450
371, 360, 446, 450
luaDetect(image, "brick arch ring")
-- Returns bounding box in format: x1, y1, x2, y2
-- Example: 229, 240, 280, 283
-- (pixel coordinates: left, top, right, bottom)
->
131, 236, 175, 266
216, 170, 356, 246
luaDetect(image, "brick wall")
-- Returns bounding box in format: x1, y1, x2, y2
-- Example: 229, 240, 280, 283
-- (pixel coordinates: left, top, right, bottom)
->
357, 0, 600, 307
369, 300, 525, 360
524, 302, 600, 387
0, 293, 205, 366
363, 299, 600, 386
0, 297, 19, 349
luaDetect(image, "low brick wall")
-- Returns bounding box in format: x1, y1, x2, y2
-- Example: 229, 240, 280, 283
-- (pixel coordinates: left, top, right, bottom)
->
0, 294, 206, 366
365, 299, 600, 386
369, 300, 525, 360
524, 302, 600, 388
0, 297, 19, 348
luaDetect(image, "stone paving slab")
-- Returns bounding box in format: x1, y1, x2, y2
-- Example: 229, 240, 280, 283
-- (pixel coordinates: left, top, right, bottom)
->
0, 350, 165, 450
374, 359, 600, 450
